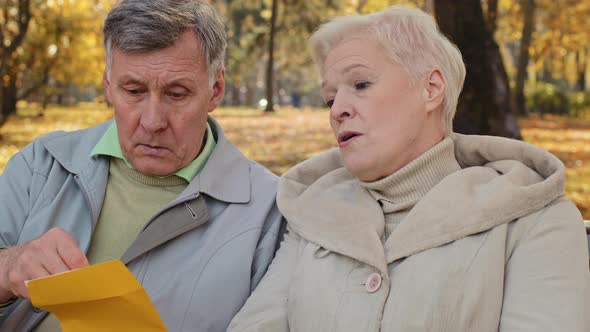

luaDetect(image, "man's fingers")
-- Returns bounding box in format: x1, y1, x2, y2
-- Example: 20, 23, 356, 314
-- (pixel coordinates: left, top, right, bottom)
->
0, 228, 89, 300
20, 228, 87, 298
8, 258, 50, 299
54, 231, 89, 270
40, 250, 71, 276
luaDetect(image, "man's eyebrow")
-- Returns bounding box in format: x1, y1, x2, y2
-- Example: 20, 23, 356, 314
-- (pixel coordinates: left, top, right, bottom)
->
118, 76, 144, 85
164, 79, 194, 88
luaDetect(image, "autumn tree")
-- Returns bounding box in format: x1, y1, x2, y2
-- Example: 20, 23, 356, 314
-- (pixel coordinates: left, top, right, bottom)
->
0, 0, 108, 127
0, 0, 32, 127
435, 0, 522, 138
513, 0, 535, 116
497, 0, 590, 89
264, 0, 278, 112
221, 0, 342, 109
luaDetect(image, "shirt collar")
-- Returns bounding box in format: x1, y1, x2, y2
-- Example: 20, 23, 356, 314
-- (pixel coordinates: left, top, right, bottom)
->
90, 120, 216, 182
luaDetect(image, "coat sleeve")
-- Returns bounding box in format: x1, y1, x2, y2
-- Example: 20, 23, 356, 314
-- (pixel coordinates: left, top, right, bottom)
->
499, 198, 590, 332
0, 147, 36, 320
250, 204, 286, 292
228, 227, 302, 332
0, 149, 35, 248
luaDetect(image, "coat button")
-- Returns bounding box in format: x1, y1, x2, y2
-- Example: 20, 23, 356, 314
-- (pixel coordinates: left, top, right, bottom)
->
366, 273, 382, 293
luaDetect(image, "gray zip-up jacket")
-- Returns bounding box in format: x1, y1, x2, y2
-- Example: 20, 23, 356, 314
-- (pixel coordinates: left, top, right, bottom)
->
0, 117, 284, 332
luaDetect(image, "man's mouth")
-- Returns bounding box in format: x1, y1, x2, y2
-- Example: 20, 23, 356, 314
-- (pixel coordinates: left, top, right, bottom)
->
138, 144, 169, 154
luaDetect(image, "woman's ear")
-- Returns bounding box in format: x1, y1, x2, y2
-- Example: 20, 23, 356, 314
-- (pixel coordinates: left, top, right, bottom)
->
423, 69, 445, 113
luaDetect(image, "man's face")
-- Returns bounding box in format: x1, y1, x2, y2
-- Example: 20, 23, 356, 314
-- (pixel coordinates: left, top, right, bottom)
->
104, 30, 224, 176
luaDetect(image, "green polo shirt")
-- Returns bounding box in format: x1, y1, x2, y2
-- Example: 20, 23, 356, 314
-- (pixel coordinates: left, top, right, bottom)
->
90, 120, 215, 182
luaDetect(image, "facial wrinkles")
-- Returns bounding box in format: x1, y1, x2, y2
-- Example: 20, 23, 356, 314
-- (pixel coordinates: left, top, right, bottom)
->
322, 54, 372, 94
115, 54, 202, 87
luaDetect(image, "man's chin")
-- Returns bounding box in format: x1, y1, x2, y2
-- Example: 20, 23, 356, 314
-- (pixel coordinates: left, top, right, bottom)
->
129, 159, 178, 177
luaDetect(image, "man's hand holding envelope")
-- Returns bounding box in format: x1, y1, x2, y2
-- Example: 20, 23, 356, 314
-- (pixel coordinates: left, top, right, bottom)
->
27, 260, 167, 332
0, 227, 89, 301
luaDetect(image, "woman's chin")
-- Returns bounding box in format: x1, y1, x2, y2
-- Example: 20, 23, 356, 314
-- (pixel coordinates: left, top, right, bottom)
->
342, 159, 374, 181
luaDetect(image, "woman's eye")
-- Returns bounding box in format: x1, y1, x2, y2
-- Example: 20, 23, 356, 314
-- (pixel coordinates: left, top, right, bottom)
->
354, 81, 370, 90
326, 99, 334, 108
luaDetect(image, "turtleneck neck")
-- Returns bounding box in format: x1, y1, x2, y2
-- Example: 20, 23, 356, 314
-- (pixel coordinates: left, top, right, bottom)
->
360, 137, 461, 241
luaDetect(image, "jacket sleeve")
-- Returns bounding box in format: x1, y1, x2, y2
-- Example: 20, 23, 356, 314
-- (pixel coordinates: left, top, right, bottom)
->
499, 198, 590, 332
250, 203, 286, 292
228, 227, 302, 332
0, 147, 36, 320
0, 149, 35, 248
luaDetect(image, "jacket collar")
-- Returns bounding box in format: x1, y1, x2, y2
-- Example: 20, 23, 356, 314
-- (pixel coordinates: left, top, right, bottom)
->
40, 117, 251, 206
41, 120, 112, 176
40, 121, 111, 226
278, 134, 566, 275
183, 116, 251, 204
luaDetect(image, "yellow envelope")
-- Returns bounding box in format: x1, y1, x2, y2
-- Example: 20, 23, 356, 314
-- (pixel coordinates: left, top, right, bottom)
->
27, 259, 167, 332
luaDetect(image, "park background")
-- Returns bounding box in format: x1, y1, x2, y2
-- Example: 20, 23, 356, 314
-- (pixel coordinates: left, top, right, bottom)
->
1, 0, 590, 219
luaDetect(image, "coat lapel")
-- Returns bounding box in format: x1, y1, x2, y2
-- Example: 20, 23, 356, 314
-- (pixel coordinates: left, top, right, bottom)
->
279, 151, 389, 276
121, 195, 209, 264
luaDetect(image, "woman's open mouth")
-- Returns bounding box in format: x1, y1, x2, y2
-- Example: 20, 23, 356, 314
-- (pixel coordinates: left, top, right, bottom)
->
337, 131, 362, 147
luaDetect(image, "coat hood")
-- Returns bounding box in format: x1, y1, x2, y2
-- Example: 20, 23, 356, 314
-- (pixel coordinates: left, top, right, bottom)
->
278, 133, 567, 275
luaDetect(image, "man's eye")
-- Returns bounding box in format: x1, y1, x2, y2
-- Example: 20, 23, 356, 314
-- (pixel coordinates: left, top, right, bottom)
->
354, 81, 371, 90
167, 92, 187, 99
326, 99, 334, 108
126, 89, 143, 95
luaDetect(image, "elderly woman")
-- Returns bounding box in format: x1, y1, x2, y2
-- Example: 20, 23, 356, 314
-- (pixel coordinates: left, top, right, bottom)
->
229, 6, 590, 331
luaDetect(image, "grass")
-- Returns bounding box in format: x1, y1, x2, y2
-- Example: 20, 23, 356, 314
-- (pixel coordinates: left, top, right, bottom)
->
1, 104, 589, 219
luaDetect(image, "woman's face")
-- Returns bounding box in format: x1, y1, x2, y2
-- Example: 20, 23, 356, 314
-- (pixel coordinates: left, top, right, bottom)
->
321, 38, 442, 182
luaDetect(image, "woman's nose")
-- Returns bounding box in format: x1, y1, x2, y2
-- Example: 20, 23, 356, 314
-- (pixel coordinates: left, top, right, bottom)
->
330, 96, 354, 121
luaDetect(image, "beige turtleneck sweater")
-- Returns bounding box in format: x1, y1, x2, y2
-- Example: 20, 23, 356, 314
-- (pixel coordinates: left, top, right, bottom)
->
361, 137, 462, 241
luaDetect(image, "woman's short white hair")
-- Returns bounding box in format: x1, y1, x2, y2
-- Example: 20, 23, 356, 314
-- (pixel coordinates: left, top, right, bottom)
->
309, 5, 466, 136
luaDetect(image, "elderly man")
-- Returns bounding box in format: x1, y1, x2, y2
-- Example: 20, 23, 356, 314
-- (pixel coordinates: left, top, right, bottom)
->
0, 0, 284, 331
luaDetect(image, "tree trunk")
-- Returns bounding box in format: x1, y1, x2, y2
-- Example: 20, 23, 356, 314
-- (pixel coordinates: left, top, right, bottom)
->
576, 50, 586, 91
485, 0, 499, 33
0, 0, 32, 128
542, 59, 552, 82
0, 0, 32, 75
356, 0, 369, 13
245, 78, 256, 107
231, 78, 242, 106
435, 0, 522, 139
264, 0, 278, 113
420, 0, 434, 14
514, 0, 535, 116
0, 73, 18, 128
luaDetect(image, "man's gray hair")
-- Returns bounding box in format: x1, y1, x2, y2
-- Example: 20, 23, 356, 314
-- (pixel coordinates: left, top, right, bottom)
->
103, 0, 227, 85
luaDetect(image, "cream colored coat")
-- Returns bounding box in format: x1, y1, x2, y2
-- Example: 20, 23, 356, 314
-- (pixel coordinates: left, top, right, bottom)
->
229, 134, 590, 332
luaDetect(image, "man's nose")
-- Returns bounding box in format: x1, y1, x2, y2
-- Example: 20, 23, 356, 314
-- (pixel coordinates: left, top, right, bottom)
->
140, 95, 168, 132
